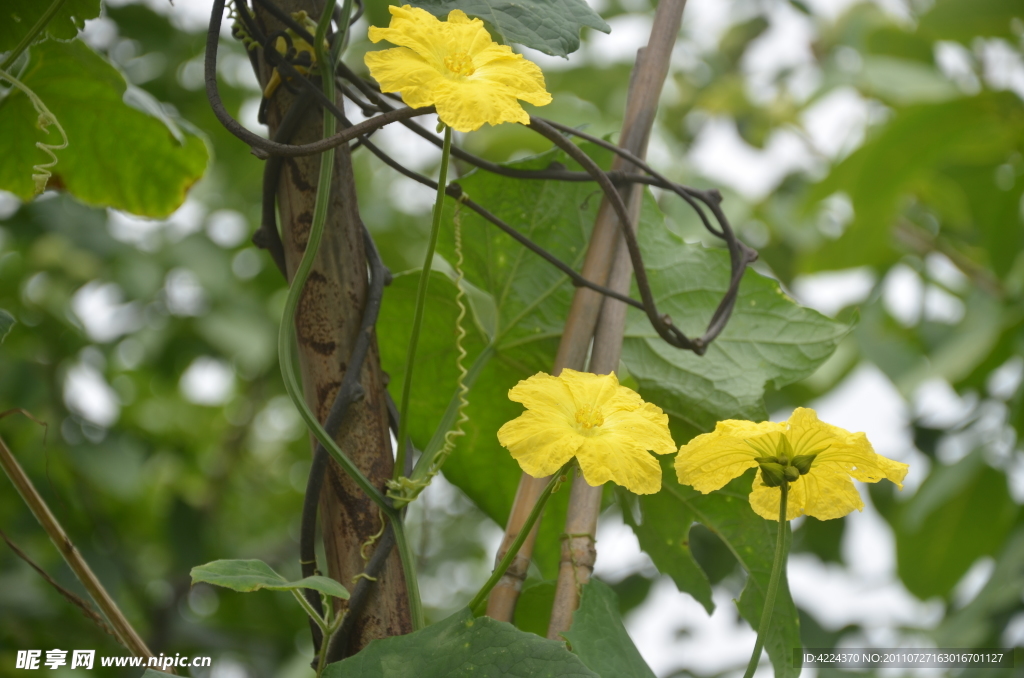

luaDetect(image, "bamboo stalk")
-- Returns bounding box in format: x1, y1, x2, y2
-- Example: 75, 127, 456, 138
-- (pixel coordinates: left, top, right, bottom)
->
546, 0, 689, 639
486, 0, 688, 623
484, 104, 636, 625
0, 434, 168, 672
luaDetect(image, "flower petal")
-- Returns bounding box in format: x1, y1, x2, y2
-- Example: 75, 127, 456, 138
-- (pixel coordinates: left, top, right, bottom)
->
368, 5, 446, 68
431, 78, 530, 132
575, 432, 663, 495
603, 402, 675, 456
507, 372, 576, 422
749, 472, 808, 521
560, 369, 641, 413
675, 419, 786, 493
364, 4, 551, 131
814, 447, 909, 489
442, 9, 496, 59
789, 407, 909, 489
364, 47, 444, 109
498, 410, 582, 478
750, 464, 865, 521
472, 47, 553, 107
800, 464, 866, 520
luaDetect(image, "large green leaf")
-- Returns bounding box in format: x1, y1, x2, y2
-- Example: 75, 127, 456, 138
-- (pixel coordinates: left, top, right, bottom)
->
919, 0, 1023, 44
891, 452, 1019, 600
1, 0, 101, 51
622, 224, 849, 436
0, 40, 208, 217
620, 485, 714, 614
322, 607, 599, 678
803, 92, 1024, 271
514, 580, 557, 636
406, 0, 610, 57
378, 147, 611, 576
626, 463, 801, 678
561, 579, 657, 678
190, 559, 350, 599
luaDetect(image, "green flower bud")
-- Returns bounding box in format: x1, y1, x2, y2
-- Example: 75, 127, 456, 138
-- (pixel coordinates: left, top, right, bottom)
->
791, 454, 816, 475
775, 434, 795, 461
754, 456, 778, 465
783, 465, 800, 482
759, 462, 787, 487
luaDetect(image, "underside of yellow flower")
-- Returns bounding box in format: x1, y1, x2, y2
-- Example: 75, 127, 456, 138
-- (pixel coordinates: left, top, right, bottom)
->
675, 407, 908, 520
364, 5, 552, 132
497, 370, 675, 495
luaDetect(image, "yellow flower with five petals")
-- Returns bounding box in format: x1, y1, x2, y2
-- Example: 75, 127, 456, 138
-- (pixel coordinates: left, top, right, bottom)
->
675, 407, 908, 521
364, 5, 552, 132
497, 370, 675, 495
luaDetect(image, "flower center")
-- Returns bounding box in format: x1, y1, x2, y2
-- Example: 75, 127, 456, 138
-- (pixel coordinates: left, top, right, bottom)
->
444, 52, 476, 77
574, 405, 604, 430
750, 435, 820, 487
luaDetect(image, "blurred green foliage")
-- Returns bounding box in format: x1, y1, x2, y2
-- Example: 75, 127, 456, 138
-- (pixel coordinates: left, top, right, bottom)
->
2, 0, 1024, 676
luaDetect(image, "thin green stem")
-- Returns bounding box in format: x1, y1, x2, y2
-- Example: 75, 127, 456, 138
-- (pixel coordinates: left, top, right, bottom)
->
743, 481, 789, 678
392, 516, 425, 630
468, 464, 570, 612
291, 589, 328, 631
1, 0, 68, 71
314, 600, 345, 678
315, 629, 331, 677
394, 125, 454, 481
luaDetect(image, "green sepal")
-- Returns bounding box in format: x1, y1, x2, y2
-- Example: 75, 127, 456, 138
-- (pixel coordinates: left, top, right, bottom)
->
791, 454, 816, 475
759, 463, 787, 487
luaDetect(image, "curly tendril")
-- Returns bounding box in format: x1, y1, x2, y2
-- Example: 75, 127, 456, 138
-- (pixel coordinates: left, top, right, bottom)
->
386, 196, 472, 508
0, 67, 68, 195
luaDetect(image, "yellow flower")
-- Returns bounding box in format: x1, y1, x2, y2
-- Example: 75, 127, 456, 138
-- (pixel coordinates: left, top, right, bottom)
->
497, 370, 675, 495
364, 5, 552, 133
675, 407, 908, 521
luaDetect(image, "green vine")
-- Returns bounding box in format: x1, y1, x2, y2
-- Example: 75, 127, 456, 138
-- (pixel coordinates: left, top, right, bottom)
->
275, 0, 426, 634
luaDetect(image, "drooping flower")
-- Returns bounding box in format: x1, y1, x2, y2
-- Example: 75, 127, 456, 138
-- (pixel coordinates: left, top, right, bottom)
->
675, 407, 908, 521
497, 370, 675, 495
364, 5, 552, 133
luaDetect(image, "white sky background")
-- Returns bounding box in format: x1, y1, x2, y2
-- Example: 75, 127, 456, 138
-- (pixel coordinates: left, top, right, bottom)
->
55, 0, 1024, 676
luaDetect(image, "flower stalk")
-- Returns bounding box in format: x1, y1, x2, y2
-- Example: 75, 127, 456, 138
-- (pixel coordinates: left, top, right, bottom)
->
743, 480, 790, 678
394, 124, 453, 482
469, 462, 571, 612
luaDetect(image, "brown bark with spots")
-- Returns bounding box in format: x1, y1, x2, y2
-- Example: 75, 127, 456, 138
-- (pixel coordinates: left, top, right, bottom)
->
252, 0, 412, 653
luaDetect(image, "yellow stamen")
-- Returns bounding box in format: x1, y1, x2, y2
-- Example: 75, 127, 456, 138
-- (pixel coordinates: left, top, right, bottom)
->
444, 52, 475, 77
574, 405, 604, 430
